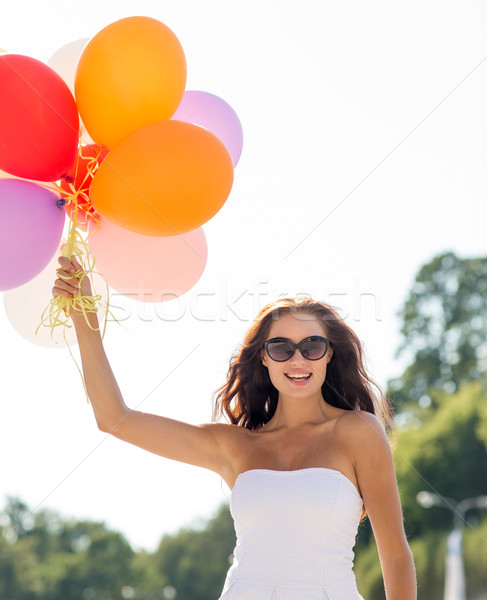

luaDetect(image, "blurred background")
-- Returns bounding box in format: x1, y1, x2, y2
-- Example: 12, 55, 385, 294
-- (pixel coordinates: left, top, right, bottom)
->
1, 1, 487, 598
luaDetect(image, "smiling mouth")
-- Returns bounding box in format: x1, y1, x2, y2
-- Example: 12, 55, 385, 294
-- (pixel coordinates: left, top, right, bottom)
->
285, 374, 311, 381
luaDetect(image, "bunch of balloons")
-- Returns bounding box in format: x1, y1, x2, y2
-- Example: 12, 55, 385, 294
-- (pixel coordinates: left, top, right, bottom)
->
0, 16, 243, 347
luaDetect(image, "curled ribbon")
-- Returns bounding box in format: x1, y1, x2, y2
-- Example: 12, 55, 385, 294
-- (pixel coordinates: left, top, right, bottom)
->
36, 143, 119, 401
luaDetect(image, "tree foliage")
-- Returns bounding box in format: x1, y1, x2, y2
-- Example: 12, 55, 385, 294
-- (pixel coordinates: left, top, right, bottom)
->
388, 252, 487, 411
356, 251, 487, 598
393, 382, 487, 538
355, 382, 487, 599
0, 499, 167, 600
153, 504, 235, 600
0, 497, 236, 600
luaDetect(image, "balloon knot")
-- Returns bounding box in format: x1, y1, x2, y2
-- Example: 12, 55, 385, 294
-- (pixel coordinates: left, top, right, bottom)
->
64, 175, 75, 184
57, 198, 67, 207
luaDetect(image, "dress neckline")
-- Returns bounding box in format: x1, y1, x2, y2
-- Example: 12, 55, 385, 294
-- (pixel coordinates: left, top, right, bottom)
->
234, 467, 363, 501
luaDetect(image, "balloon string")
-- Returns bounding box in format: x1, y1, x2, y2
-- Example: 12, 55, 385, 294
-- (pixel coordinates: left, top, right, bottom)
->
62, 145, 104, 223
36, 142, 120, 402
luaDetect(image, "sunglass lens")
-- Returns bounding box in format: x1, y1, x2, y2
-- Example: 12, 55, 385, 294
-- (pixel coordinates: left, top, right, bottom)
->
301, 337, 328, 360
267, 340, 294, 361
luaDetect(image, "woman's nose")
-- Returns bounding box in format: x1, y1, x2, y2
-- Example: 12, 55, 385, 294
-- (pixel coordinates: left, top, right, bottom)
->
289, 349, 307, 363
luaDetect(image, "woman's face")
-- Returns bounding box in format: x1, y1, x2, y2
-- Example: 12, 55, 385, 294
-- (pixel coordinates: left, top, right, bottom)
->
261, 312, 333, 398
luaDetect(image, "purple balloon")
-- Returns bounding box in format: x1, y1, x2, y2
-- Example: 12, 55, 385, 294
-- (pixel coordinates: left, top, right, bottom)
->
172, 90, 243, 167
0, 179, 65, 290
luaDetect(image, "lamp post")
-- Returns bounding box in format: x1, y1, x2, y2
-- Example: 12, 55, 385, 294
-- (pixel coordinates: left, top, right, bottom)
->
416, 491, 487, 600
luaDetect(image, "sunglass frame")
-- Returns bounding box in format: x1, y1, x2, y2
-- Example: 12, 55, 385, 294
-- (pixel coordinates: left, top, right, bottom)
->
263, 335, 331, 362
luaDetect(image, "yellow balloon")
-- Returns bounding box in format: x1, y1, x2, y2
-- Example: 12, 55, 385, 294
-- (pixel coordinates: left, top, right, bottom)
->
75, 16, 187, 148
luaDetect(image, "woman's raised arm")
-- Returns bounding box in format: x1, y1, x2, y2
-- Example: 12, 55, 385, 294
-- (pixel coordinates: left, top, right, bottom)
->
53, 255, 232, 476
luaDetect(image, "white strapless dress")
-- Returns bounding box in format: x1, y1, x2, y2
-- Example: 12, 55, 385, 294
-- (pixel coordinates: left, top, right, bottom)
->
219, 468, 365, 600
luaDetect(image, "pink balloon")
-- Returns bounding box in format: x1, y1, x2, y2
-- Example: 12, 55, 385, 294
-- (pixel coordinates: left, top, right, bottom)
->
88, 218, 207, 303
172, 90, 243, 167
0, 179, 65, 290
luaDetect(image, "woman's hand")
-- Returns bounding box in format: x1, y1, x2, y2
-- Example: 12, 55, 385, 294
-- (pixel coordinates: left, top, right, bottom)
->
52, 255, 93, 316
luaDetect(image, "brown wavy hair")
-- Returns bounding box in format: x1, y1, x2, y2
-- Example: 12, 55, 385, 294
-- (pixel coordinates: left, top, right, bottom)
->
213, 297, 393, 431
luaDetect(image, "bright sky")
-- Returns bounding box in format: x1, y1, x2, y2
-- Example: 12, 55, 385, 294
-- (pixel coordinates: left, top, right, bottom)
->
1, 0, 487, 552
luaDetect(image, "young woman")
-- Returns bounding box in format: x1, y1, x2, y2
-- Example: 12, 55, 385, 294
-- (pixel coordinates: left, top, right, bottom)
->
53, 255, 417, 600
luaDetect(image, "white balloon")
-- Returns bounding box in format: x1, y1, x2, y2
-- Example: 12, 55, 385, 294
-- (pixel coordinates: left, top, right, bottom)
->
48, 38, 90, 94
48, 38, 93, 144
4, 244, 109, 349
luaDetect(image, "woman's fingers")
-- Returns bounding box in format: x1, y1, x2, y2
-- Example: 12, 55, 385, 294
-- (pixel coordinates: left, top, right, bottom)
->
54, 256, 79, 300
52, 282, 75, 298
54, 255, 93, 299
56, 269, 79, 292
71, 255, 82, 270
58, 255, 76, 273
57, 254, 86, 272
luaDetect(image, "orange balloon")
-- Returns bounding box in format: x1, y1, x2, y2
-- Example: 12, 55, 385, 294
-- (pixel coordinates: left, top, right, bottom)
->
90, 120, 234, 236
75, 16, 186, 148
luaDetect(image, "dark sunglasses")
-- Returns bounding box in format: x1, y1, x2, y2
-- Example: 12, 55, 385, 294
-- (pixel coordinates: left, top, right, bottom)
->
263, 336, 331, 362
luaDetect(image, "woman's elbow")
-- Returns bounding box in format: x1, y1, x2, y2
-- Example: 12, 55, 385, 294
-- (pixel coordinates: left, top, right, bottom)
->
95, 408, 131, 434
96, 417, 112, 433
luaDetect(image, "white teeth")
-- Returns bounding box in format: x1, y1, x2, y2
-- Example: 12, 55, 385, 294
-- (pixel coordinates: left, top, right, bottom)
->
287, 374, 310, 380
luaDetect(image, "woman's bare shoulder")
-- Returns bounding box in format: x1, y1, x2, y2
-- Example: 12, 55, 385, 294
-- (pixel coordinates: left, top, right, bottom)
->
334, 409, 386, 444
333, 411, 393, 498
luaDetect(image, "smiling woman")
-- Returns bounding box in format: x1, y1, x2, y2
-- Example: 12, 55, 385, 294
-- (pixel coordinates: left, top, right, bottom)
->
52, 260, 417, 600
210, 299, 416, 599
213, 298, 387, 431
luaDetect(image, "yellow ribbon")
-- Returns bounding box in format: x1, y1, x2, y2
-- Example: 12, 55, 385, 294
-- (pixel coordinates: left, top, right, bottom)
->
36, 143, 119, 402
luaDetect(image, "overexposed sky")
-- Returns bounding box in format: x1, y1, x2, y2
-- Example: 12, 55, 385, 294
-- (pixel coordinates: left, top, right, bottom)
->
1, 0, 487, 551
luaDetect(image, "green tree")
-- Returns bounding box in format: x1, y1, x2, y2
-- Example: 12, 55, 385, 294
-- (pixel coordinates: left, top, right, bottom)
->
153, 504, 235, 600
0, 499, 167, 600
47, 522, 135, 600
355, 513, 487, 600
392, 382, 487, 538
388, 252, 487, 412
354, 382, 487, 599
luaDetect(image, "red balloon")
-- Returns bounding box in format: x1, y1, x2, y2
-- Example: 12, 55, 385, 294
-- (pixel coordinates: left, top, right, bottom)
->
60, 144, 108, 231
0, 54, 79, 181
